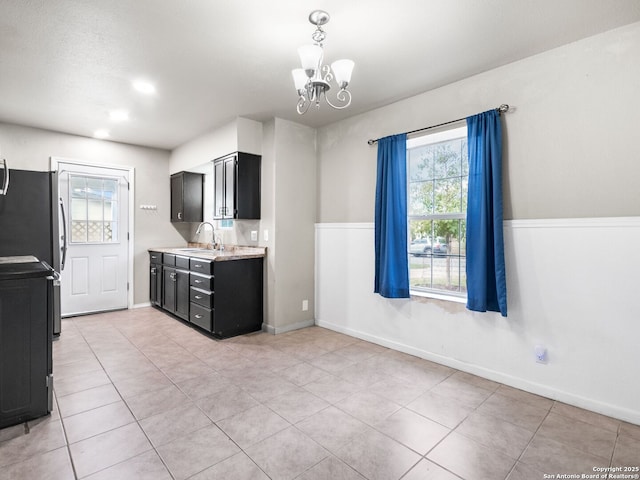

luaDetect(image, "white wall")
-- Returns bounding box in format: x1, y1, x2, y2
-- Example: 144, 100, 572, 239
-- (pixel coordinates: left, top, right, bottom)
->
314, 23, 640, 424
0, 122, 184, 306
169, 119, 238, 175
169, 117, 263, 174
270, 118, 317, 332
316, 220, 640, 423
259, 118, 318, 333
317, 22, 640, 222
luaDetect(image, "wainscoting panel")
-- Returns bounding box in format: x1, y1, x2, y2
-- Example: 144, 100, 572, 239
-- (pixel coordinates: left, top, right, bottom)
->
315, 218, 640, 424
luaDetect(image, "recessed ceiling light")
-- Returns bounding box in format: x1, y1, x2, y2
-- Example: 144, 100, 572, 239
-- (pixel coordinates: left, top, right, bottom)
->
109, 110, 129, 122
93, 129, 110, 139
133, 80, 156, 95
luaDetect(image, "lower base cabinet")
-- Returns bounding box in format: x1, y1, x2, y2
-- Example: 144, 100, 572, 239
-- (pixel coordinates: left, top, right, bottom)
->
149, 252, 263, 339
162, 266, 189, 321
190, 257, 263, 339
149, 257, 162, 307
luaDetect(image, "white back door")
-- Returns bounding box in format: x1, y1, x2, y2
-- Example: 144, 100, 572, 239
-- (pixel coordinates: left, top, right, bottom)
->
57, 161, 130, 317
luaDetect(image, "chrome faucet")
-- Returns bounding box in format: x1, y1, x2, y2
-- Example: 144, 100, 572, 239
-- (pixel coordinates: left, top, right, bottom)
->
195, 221, 214, 236
195, 222, 216, 249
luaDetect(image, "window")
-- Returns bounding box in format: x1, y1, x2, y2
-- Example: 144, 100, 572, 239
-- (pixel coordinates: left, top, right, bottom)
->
407, 125, 467, 299
69, 175, 119, 243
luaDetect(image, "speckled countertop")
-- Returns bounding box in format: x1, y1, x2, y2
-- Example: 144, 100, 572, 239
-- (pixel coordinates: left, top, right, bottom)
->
148, 244, 266, 262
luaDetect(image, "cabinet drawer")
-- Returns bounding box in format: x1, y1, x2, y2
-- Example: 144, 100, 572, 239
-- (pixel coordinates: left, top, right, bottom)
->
190, 303, 213, 331
163, 254, 176, 266
149, 252, 162, 264
176, 255, 190, 269
190, 272, 214, 290
189, 258, 214, 275
190, 287, 213, 309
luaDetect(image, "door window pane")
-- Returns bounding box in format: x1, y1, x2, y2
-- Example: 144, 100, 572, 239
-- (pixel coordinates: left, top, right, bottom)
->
68, 175, 119, 244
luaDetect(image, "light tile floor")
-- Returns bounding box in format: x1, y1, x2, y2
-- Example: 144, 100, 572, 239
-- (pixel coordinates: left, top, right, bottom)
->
0, 307, 638, 479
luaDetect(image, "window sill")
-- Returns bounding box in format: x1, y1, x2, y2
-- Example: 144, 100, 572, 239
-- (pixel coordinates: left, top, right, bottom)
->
410, 289, 467, 305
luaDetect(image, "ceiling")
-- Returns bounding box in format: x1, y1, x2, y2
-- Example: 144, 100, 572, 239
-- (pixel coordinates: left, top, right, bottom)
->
1, 1, 639, 150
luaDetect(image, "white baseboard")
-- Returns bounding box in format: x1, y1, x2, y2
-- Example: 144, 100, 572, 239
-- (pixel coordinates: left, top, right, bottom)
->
132, 302, 151, 309
316, 318, 640, 426
262, 319, 316, 335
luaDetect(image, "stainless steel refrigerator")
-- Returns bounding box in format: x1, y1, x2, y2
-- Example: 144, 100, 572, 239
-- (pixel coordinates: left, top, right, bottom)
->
0, 165, 63, 335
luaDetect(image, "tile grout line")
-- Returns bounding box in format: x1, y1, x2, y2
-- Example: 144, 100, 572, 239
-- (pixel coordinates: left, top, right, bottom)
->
608, 422, 621, 468
111, 312, 281, 480
51, 311, 633, 480
61, 316, 178, 480
415, 381, 503, 480
55, 318, 85, 480
509, 399, 556, 477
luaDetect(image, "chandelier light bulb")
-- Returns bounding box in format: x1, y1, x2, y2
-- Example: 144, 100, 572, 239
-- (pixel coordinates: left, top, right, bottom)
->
298, 45, 323, 75
331, 59, 354, 89
292, 69, 308, 91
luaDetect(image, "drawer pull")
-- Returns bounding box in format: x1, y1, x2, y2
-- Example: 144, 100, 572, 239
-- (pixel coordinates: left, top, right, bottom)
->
194, 279, 202, 283
195, 264, 202, 268
195, 295, 203, 300
195, 314, 203, 319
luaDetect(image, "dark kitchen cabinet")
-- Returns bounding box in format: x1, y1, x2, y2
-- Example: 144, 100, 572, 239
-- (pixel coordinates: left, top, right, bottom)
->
213, 152, 260, 220
170, 172, 204, 223
189, 257, 263, 339
149, 249, 263, 339
149, 251, 162, 307
162, 265, 189, 321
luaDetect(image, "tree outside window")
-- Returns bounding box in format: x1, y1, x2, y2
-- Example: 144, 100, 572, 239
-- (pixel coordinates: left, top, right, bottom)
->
408, 126, 467, 296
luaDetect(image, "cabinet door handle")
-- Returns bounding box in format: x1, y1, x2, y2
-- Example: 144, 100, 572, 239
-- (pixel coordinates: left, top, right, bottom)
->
195, 295, 203, 300
178, 212, 182, 220
151, 267, 156, 274
195, 314, 203, 319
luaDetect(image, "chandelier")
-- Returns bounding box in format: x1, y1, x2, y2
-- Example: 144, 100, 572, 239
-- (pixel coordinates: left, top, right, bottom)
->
292, 10, 354, 115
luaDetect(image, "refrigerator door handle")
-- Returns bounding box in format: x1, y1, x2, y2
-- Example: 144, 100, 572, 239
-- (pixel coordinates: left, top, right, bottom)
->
0, 158, 8, 195
59, 197, 68, 271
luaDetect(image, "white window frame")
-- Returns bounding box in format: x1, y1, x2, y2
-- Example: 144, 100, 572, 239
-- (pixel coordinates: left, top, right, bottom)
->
407, 124, 468, 303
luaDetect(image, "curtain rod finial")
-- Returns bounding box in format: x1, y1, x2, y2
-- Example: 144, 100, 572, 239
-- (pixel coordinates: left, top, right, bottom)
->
498, 104, 510, 114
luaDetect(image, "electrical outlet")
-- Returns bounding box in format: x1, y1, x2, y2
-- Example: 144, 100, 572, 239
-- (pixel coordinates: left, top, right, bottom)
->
250, 230, 258, 241
534, 345, 548, 364
302, 300, 308, 311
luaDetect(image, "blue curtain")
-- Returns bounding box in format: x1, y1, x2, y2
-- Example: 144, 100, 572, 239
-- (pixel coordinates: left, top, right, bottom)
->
466, 110, 507, 316
374, 134, 410, 298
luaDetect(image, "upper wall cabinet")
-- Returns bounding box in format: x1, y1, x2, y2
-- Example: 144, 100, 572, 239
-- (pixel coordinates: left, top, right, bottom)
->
171, 171, 204, 222
213, 152, 261, 220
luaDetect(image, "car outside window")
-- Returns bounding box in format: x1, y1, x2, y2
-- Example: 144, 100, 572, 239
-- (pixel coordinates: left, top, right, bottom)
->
408, 125, 467, 299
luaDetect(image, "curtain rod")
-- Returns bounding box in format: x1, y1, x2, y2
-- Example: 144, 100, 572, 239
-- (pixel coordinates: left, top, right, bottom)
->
366, 104, 510, 146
